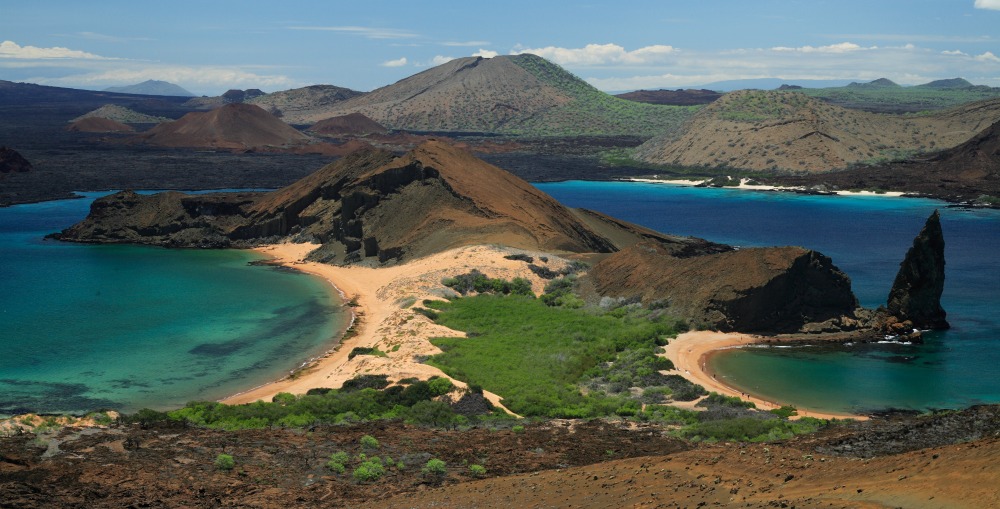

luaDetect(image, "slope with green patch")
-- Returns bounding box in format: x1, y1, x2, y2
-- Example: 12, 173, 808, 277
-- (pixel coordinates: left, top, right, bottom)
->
283, 54, 695, 137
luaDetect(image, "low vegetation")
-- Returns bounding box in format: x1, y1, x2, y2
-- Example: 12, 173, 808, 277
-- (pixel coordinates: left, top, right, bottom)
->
425, 286, 696, 417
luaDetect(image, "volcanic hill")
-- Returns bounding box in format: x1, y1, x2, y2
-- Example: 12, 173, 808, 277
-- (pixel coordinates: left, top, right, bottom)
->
137, 103, 311, 150
104, 79, 194, 97
633, 90, 1000, 172
71, 104, 168, 124
309, 112, 388, 137
276, 54, 693, 136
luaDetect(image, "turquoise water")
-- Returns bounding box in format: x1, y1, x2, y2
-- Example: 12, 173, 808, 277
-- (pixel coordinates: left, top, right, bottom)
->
0, 192, 345, 416
537, 181, 1000, 414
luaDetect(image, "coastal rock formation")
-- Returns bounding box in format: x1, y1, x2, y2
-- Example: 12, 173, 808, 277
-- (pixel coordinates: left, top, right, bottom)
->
138, 103, 311, 150
0, 146, 32, 173
58, 141, 666, 261
886, 210, 949, 329
587, 241, 859, 333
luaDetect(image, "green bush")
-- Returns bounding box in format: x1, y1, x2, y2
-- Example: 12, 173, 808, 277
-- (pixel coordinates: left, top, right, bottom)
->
769, 405, 798, 418
353, 457, 386, 482
512, 425, 525, 434
214, 454, 235, 471
360, 434, 379, 449
422, 458, 447, 477
469, 464, 487, 477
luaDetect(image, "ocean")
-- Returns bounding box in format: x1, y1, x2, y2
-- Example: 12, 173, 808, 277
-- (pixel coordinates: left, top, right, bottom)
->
537, 181, 1000, 414
0, 192, 346, 417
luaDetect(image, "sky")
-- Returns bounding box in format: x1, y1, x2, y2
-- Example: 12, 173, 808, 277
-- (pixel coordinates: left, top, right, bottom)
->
1, 0, 999, 96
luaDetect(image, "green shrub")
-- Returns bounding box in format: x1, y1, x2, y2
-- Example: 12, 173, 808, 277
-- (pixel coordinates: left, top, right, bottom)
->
271, 392, 297, 405
214, 454, 235, 471
360, 434, 379, 449
512, 425, 525, 434
769, 405, 798, 418
469, 464, 487, 477
422, 458, 447, 477
427, 377, 454, 396
353, 457, 386, 482
701, 392, 756, 409
347, 346, 387, 360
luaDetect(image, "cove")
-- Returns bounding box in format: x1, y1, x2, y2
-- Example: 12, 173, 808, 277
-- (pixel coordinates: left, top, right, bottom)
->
536, 181, 1000, 414
0, 192, 346, 417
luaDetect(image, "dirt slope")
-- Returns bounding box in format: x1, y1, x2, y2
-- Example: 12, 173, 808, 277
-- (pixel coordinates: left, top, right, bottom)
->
138, 103, 311, 150
635, 90, 1000, 172
247, 84, 364, 121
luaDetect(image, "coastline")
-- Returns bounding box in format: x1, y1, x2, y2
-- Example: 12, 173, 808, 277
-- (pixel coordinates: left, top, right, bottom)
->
625, 177, 906, 198
222, 243, 566, 414
664, 331, 868, 420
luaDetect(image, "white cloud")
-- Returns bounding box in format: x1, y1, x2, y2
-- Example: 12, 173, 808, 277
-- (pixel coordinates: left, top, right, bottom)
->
579, 42, 1000, 91
0, 40, 112, 60
431, 55, 455, 65
512, 43, 677, 66
382, 57, 408, 67
974, 51, 1000, 62
974, 0, 1000, 10
472, 49, 498, 58
287, 26, 418, 39
771, 42, 871, 53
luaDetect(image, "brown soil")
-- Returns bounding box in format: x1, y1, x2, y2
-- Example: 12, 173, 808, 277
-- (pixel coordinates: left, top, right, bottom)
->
3, 416, 998, 508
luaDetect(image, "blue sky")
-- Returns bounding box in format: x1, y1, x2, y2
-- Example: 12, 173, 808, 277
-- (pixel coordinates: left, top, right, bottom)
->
1, 0, 998, 95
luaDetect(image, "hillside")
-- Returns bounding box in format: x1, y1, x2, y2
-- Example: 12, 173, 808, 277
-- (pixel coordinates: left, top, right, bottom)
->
104, 80, 194, 97
770, 120, 1000, 204
633, 90, 1000, 173
138, 103, 311, 150
247, 84, 364, 121
277, 54, 695, 136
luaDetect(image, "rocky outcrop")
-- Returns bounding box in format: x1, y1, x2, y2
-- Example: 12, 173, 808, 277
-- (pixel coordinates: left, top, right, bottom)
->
587, 241, 859, 333
886, 210, 949, 329
0, 146, 32, 173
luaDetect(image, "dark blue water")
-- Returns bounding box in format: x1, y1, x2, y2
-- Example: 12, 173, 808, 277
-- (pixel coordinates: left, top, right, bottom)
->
0, 192, 345, 416
537, 181, 1000, 413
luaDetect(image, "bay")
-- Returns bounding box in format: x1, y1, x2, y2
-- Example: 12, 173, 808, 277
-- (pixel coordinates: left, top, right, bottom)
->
0, 192, 345, 417
536, 181, 1000, 414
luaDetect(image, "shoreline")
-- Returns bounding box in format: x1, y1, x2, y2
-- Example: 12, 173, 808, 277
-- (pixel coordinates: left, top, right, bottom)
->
221, 243, 565, 414
664, 331, 868, 420
625, 177, 906, 198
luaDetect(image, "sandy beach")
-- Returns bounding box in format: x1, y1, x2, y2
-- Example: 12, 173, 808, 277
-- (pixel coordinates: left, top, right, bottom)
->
665, 331, 867, 420
222, 242, 865, 421
223, 243, 571, 414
